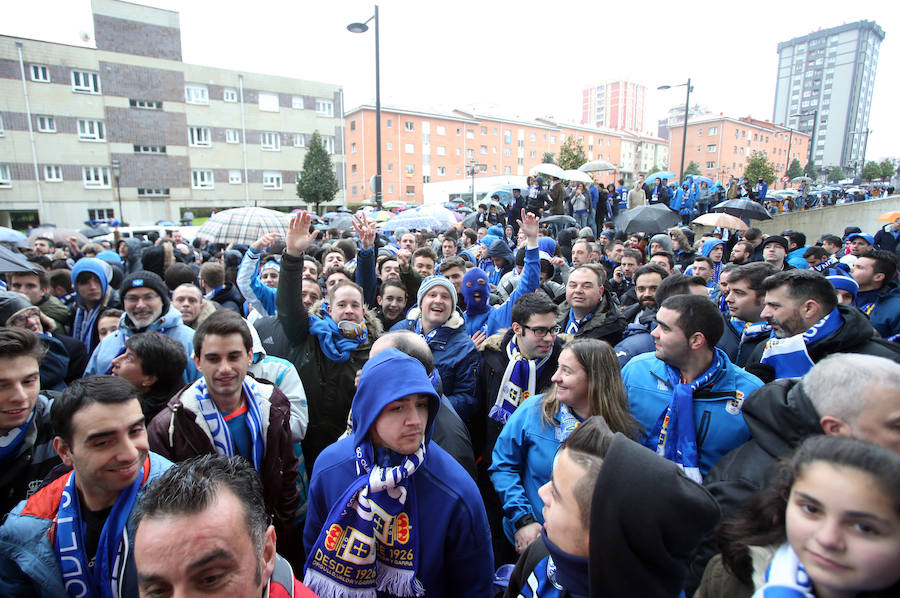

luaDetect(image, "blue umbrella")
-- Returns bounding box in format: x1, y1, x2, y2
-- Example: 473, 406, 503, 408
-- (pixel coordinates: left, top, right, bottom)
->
689, 175, 714, 185
0, 226, 28, 248
647, 171, 676, 181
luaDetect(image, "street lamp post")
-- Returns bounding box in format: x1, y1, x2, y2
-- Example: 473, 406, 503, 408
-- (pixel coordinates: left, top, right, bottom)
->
348, 6, 382, 210
111, 159, 123, 224
658, 78, 692, 183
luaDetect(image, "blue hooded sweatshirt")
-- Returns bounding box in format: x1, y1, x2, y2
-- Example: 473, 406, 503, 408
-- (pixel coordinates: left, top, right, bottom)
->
70, 257, 114, 352
303, 350, 493, 598
463, 244, 541, 337
700, 238, 726, 287
485, 239, 515, 286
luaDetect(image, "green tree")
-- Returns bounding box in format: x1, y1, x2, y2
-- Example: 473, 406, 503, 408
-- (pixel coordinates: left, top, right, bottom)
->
861, 161, 882, 182
557, 137, 587, 171
786, 158, 804, 180
541, 152, 556, 164
804, 158, 816, 178
646, 164, 661, 177
683, 161, 701, 177
827, 166, 845, 182
297, 131, 339, 214
880, 159, 895, 180
743, 151, 776, 185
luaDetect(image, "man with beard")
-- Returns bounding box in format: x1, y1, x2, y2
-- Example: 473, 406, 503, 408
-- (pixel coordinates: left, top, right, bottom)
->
84, 271, 199, 383
729, 241, 753, 266
614, 264, 669, 367
745, 270, 900, 383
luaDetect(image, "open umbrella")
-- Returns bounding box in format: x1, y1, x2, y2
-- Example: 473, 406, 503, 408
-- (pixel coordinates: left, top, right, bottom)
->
791, 176, 813, 184
476, 199, 503, 211
0, 246, 43, 274
563, 169, 593, 184
876, 211, 900, 222
414, 205, 459, 229
28, 227, 88, 246
530, 163, 567, 179
383, 200, 409, 210
541, 215, 578, 227
646, 171, 676, 181
372, 210, 395, 222
712, 199, 772, 221
380, 213, 444, 232
330, 215, 355, 231
614, 204, 680, 234
79, 225, 111, 238
578, 159, 615, 173
692, 213, 748, 231
461, 212, 478, 229
0, 226, 29, 248
195, 207, 291, 245
688, 175, 714, 186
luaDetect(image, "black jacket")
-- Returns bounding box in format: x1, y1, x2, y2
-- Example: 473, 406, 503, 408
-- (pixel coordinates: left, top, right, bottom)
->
745, 304, 900, 383
556, 293, 626, 347
719, 320, 769, 368
209, 282, 244, 315
685, 379, 821, 594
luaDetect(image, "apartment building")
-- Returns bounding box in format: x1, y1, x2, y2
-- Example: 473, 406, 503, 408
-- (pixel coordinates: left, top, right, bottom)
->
581, 80, 646, 132
0, 0, 344, 228
667, 115, 810, 185
344, 105, 668, 203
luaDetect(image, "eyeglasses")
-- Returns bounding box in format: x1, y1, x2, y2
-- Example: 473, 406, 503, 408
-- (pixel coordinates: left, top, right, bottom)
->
521, 324, 561, 337
10, 308, 40, 327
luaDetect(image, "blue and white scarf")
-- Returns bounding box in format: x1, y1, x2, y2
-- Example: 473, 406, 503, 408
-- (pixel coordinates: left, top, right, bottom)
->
72, 302, 103, 350
489, 338, 551, 423
644, 351, 726, 483
555, 404, 582, 442
309, 304, 368, 363
55, 458, 145, 598
751, 543, 814, 598
0, 410, 34, 462
304, 441, 426, 598
811, 255, 840, 273
742, 321, 772, 343
565, 307, 596, 335
194, 378, 265, 471
415, 317, 440, 344
760, 308, 842, 380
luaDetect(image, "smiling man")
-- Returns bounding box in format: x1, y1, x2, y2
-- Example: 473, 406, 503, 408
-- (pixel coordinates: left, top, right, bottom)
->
85, 270, 199, 383
0, 375, 172, 597
303, 349, 492, 598
147, 309, 301, 567
557, 263, 626, 347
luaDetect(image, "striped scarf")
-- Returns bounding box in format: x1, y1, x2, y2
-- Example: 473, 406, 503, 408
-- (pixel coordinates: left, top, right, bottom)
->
489, 338, 551, 423
752, 543, 814, 598
193, 378, 265, 471
760, 308, 842, 380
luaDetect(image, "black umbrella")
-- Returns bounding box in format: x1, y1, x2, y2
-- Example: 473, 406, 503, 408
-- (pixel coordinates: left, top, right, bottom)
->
614, 205, 680, 234
712, 199, 772, 221
79, 225, 112, 238
541, 215, 577, 227
461, 212, 478, 228
0, 246, 43, 274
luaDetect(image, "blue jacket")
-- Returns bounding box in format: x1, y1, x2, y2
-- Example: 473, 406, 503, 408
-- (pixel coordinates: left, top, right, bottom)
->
236, 247, 277, 315
465, 245, 540, 337
858, 281, 900, 339
786, 247, 810, 270
0, 452, 172, 598
489, 394, 568, 543
303, 350, 493, 598
622, 350, 763, 475
85, 305, 200, 383
391, 310, 481, 422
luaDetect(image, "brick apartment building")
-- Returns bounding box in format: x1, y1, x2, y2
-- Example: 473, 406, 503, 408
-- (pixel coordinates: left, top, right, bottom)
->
0, 0, 344, 228
581, 80, 646, 132
667, 115, 810, 186
344, 105, 668, 204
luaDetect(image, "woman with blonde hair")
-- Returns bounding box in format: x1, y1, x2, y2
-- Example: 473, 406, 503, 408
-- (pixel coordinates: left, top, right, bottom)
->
490, 337, 638, 556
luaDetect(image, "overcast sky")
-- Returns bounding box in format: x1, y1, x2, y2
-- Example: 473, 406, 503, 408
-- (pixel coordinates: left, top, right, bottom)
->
4, 0, 897, 161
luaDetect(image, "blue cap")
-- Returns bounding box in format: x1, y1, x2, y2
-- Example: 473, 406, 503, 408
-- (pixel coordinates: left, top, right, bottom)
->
846, 233, 874, 246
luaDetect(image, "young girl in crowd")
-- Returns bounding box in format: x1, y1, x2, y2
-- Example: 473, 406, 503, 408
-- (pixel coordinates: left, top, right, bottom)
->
489, 338, 639, 556
696, 435, 900, 597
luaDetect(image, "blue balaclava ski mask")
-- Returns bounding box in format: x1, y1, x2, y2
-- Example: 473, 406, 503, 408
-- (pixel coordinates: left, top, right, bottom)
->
462, 268, 490, 315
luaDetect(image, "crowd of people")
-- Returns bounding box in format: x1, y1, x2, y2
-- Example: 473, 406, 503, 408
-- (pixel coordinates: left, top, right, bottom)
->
1, 189, 899, 597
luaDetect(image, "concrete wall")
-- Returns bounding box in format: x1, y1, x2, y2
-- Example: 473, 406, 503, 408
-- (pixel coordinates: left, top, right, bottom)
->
753, 195, 900, 239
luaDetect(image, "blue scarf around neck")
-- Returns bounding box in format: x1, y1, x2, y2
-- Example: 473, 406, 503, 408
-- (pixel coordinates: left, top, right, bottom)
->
193, 378, 265, 471
0, 409, 34, 462
489, 338, 551, 423
55, 458, 146, 598
760, 308, 842, 379
309, 304, 368, 363
565, 307, 597, 335
753, 543, 814, 598
644, 350, 726, 482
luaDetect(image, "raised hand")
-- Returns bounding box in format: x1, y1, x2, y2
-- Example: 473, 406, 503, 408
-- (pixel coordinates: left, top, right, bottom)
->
397, 248, 412, 271
352, 213, 376, 251
517, 209, 540, 243
285, 211, 319, 257
251, 232, 281, 253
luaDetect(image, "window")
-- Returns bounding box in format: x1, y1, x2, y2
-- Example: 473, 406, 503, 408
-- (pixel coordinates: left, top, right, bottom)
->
292, 96, 304, 110
228, 170, 242, 184
404, 143, 415, 154
350, 120, 356, 132
386, 141, 393, 150
223, 88, 238, 103
260, 132, 280, 151
405, 185, 415, 196
405, 121, 414, 132
0, 115, 3, 137
263, 171, 283, 190
504, 148, 511, 157
437, 166, 446, 176
387, 119, 393, 128
192, 169, 214, 189
706, 161, 716, 169
315, 100, 333, 117
455, 148, 461, 156
550, 136, 556, 144
293, 134, 305, 147
387, 163, 393, 172
405, 164, 415, 174
225, 129, 240, 144
351, 164, 357, 174
351, 143, 357, 154
466, 149, 474, 159
466, 130, 474, 139
185, 85, 209, 105
0, 164, 10, 187
504, 166, 511, 175
480, 145, 488, 155
43, 165, 63, 182
436, 146, 446, 156
129, 99, 162, 110
88, 209, 115, 220
423, 176, 430, 183
698, 129, 703, 136
189, 127, 212, 147
71, 70, 100, 93
134, 145, 166, 154
387, 184, 393, 194
707, 145, 717, 152
36, 116, 56, 133
436, 125, 445, 135
351, 185, 358, 197
82, 166, 111, 188
77, 119, 105, 142
258, 93, 279, 112
480, 126, 488, 135
30, 64, 50, 82
322, 136, 334, 154
137, 188, 169, 197
529, 133, 536, 142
